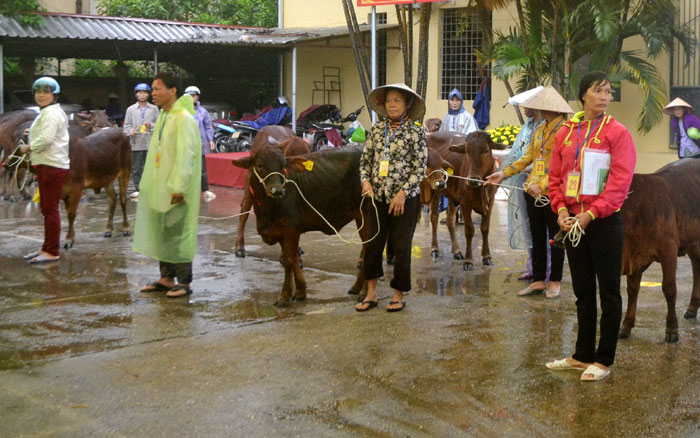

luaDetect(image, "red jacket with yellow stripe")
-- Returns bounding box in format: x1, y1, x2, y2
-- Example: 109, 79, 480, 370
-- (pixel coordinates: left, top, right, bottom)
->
549, 112, 636, 220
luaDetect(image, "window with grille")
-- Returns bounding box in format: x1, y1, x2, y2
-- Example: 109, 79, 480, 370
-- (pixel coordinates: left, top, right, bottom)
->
440, 8, 490, 100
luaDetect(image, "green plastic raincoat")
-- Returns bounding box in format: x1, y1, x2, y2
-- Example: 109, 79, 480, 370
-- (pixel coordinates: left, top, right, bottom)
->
132, 94, 202, 263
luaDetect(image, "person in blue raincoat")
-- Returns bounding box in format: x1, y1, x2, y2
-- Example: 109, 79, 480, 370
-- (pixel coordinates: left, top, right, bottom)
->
439, 88, 479, 135
472, 79, 490, 130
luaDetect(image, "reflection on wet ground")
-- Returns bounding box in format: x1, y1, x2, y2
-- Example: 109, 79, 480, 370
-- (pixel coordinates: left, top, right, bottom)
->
1, 185, 699, 436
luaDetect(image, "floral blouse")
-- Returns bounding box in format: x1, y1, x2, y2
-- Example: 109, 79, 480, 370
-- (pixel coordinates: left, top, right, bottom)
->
360, 119, 427, 202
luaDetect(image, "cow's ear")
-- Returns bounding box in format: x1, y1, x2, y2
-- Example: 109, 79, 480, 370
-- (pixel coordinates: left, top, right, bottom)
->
232, 157, 253, 169
448, 145, 466, 154
441, 159, 456, 173
285, 156, 308, 172
491, 142, 509, 150
419, 179, 431, 204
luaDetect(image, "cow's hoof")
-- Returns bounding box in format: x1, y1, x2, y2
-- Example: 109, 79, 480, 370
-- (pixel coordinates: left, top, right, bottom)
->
483, 257, 494, 266
63, 242, 74, 249
298, 247, 305, 255
347, 287, 360, 295
684, 309, 697, 319
665, 333, 679, 343
122, 230, 131, 237
235, 249, 246, 258
103, 231, 112, 238
386, 256, 395, 266
453, 252, 464, 260
292, 294, 307, 302
431, 249, 440, 258
618, 329, 630, 339
463, 261, 474, 271
274, 299, 291, 307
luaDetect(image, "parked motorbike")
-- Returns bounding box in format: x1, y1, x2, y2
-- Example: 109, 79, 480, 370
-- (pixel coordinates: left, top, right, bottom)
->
213, 97, 292, 153
212, 119, 239, 153
297, 106, 364, 152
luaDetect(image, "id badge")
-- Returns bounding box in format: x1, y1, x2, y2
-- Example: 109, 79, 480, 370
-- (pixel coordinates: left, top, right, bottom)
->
565, 171, 580, 197
140, 124, 147, 133
534, 158, 546, 177
155, 152, 161, 168
379, 160, 389, 177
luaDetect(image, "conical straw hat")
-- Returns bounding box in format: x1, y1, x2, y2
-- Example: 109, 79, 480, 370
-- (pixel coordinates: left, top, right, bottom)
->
507, 86, 544, 106
520, 86, 574, 114
663, 97, 693, 115
368, 83, 426, 121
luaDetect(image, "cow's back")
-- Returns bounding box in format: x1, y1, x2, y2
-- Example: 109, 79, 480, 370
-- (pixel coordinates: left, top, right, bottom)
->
67, 128, 130, 188
622, 159, 700, 273
283, 146, 364, 234
427, 131, 466, 169
250, 125, 295, 157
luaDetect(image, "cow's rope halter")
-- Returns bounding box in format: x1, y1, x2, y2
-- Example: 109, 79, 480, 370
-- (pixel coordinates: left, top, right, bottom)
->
252, 166, 381, 245
5, 140, 31, 192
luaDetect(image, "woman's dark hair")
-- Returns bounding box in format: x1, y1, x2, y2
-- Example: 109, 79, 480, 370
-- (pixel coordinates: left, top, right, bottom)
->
154, 71, 180, 96
578, 71, 610, 104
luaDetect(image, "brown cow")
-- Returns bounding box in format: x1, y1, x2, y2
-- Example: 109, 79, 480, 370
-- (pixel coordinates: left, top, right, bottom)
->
426, 131, 471, 259
0, 110, 37, 200
234, 125, 299, 257
424, 118, 442, 134
232, 144, 368, 307
448, 131, 506, 270
619, 159, 700, 343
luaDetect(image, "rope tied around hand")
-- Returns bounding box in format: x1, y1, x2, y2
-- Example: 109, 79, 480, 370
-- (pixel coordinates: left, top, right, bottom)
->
5, 140, 31, 192
252, 166, 381, 245
561, 216, 585, 247
522, 177, 550, 207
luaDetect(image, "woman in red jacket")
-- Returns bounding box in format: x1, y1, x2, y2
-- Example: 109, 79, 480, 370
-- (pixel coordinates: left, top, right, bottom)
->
545, 71, 636, 381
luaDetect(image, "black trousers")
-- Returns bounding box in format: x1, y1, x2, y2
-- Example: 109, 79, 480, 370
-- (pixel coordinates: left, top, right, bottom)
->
525, 193, 564, 282
159, 261, 193, 284
566, 212, 623, 367
364, 195, 420, 292
201, 155, 209, 192
131, 150, 147, 191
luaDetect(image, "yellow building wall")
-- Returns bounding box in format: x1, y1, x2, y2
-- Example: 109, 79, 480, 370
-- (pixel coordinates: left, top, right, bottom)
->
282, 0, 675, 173
39, 0, 92, 14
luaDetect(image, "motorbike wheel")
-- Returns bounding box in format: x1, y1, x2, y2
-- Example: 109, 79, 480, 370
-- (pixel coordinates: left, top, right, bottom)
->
236, 132, 254, 152
313, 133, 330, 152
215, 135, 235, 153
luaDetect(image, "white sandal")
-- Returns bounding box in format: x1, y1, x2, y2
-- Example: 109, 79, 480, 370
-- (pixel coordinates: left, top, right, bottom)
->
580, 364, 610, 381
546, 358, 587, 371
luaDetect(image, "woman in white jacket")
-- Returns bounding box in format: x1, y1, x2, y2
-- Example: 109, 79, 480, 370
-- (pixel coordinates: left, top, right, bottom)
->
438, 88, 478, 135
19, 77, 70, 264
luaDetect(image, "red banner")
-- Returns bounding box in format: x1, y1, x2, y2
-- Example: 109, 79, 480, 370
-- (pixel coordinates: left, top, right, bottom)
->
357, 0, 442, 6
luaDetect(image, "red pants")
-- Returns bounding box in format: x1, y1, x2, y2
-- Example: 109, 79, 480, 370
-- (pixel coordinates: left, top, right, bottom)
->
36, 165, 68, 256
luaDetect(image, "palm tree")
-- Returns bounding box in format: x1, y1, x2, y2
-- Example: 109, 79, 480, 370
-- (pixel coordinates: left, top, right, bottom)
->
483, 0, 696, 133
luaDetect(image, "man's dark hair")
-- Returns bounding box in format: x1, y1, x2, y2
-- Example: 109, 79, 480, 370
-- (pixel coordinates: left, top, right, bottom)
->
578, 71, 610, 104
154, 71, 180, 96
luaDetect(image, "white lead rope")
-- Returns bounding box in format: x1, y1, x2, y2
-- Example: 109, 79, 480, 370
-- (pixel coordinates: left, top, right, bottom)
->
252, 167, 381, 245
5, 140, 31, 192
561, 216, 585, 247
198, 209, 253, 221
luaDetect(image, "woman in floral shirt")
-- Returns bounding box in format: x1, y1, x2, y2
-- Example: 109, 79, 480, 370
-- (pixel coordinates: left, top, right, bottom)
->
356, 84, 427, 312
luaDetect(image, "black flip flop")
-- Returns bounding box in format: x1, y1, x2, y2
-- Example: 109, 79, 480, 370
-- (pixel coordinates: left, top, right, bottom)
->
140, 281, 171, 293
386, 300, 406, 312
355, 300, 378, 312
166, 285, 192, 298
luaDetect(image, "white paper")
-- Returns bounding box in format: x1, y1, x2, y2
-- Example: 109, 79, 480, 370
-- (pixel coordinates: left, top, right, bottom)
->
581, 149, 611, 195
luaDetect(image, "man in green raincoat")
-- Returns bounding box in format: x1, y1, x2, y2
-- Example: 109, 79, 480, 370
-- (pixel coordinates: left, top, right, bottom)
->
134, 72, 202, 298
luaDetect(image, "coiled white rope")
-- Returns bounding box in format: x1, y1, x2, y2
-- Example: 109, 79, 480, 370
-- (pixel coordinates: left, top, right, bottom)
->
5, 140, 31, 192
252, 167, 381, 245
561, 216, 585, 247
522, 177, 550, 207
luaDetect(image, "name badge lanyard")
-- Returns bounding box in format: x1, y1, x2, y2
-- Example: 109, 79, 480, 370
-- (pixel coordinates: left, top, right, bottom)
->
138, 105, 148, 133
383, 116, 406, 155
573, 115, 602, 170
539, 118, 564, 158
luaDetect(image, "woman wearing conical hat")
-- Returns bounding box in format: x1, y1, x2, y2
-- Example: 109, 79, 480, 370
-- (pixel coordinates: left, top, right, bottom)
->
355, 84, 427, 313
487, 86, 573, 299
664, 97, 700, 159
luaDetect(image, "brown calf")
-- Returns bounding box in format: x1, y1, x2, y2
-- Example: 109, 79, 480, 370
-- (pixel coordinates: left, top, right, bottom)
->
61, 128, 132, 247
448, 131, 506, 270
619, 159, 700, 343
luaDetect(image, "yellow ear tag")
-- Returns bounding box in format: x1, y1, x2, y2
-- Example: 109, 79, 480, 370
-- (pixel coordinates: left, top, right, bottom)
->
303, 160, 314, 171
32, 188, 40, 203
446, 167, 454, 175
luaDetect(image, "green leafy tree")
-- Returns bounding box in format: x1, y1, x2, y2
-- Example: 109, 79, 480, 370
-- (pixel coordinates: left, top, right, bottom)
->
98, 0, 277, 27
0, 0, 43, 27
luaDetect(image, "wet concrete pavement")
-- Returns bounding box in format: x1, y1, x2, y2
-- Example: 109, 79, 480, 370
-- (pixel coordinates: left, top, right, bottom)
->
1, 185, 699, 437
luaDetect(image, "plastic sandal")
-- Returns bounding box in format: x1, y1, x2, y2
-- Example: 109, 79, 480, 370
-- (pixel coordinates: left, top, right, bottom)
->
518, 285, 545, 296
355, 300, 378, 312
546, 358, 587, 371
166, 285, 192, 298
581, 364, 610, 381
